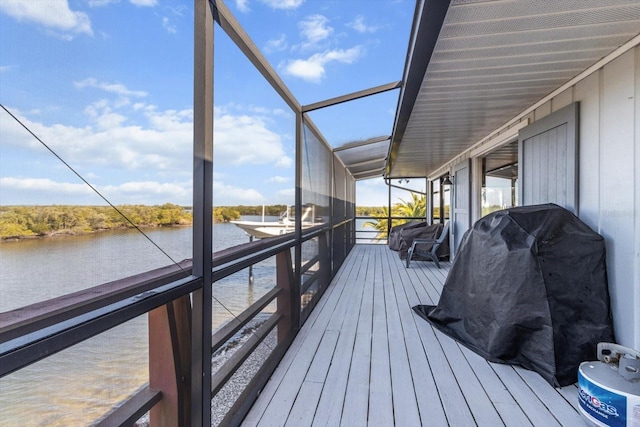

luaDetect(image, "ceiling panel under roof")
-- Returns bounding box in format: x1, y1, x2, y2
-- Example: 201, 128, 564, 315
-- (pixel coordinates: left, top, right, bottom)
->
334, 137, 390, 180
387, 0, 640, 178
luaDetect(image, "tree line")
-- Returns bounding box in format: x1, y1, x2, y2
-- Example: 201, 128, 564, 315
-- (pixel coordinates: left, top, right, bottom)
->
0, 204, 193, 240
0, 203, 391, 240
0, 204, 303, 240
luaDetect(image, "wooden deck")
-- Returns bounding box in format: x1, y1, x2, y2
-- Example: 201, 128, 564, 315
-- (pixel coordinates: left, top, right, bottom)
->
243, 244, 584, 426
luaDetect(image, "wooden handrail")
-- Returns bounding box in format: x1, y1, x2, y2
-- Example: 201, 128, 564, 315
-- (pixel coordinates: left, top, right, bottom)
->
95, 386, 162, 427
0, 260, 192, 342
0, 277, 202, 378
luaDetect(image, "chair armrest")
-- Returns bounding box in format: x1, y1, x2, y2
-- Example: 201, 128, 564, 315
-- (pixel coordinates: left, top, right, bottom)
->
411, 238, 437, 245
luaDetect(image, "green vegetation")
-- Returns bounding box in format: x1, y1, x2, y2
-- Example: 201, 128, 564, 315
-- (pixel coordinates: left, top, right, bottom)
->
481, 205, 503, 217
432, 206, 450, 222
355, 206, 386, 217
362, 193, 426, 239
221, 205, 288, 216
213, 207, 241, 222
0, 204, 295, 240
0, 204, 192, 240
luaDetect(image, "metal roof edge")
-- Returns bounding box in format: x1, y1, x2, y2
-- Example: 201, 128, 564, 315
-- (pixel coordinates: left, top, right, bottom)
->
386, 0, 451, 178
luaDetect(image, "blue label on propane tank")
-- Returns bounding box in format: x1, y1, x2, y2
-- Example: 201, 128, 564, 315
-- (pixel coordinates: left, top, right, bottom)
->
578, 369, 626, 427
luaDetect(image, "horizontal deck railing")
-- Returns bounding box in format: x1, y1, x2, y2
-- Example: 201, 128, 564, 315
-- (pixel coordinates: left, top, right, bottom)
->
0, 275, 203, 378
355, 215, 428, 244
0, 219, 351, 426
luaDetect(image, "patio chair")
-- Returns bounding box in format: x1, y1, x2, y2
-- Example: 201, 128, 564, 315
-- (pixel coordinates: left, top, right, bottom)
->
406, 221, 450, 268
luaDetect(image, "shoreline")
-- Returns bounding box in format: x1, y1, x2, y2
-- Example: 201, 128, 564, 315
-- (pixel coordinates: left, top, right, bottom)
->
0, 223, 192, 243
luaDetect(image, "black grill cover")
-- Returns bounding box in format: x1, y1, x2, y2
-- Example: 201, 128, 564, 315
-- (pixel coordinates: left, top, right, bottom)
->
413, 204, 614, 387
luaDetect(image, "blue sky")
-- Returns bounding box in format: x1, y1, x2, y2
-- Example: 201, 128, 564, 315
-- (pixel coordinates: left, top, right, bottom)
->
0, 0, 418, 207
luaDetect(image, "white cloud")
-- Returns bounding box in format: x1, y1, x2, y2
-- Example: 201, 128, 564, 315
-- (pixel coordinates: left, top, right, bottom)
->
88, 0, 119, 6
235, 0, 250, 13
264, 34, 287, 53
1, 106, 191, 173
275, 156, 292, 168
347, 15, 381, 33
162, 17, 177, 34
213, 181, 265, 204
355, 178, 387, 207
272, 109, 290, 118
283, 47, 362, 83
0, 177, 94, 197
130, 0, 158, 6
2, 100, 289, 174
74, 78, 148, 98
268, 176, 290, 183
0, 176, 193, 205
214, 110, 292, 167
259, 0, 304, 10
277, 188, 295, 199
298, 15, 332, 46
84, 0, 159, 8
95, 110, 127, 129
102, 180, 189, 201
0, 0, 93, 38
0, 65, 13, 73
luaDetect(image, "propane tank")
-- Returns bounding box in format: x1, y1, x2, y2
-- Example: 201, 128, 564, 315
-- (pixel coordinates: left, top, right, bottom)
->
578, 343, 640, 427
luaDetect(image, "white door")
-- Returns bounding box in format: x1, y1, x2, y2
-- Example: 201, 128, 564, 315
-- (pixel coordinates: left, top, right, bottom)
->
452, 160, 471, 257
519, 103, 579, 213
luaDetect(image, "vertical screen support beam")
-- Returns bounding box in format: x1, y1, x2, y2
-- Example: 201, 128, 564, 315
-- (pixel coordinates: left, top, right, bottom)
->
192, 0, 213, 425
387, 180, 392, 236
293, 112, 302, 332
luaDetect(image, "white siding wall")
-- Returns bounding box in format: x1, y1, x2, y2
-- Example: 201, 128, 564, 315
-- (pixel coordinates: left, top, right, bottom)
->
444, 47, 640, 349
571, 48, 640, 350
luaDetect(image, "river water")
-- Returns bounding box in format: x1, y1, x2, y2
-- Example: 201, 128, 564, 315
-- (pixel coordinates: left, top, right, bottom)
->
0, 217, 281, 426
0, 217, 377, 426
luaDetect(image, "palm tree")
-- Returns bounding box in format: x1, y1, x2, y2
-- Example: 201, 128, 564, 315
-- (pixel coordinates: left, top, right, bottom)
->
394, 192, 426, 219
363, 193, 426, 239
362, 206, 390, 239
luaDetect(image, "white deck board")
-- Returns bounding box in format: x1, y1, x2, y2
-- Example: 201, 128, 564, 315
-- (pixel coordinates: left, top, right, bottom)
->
311, 249, 370, 426
380, 249, 422, 427
368, 247, 394, 426
243, 244, 583, 426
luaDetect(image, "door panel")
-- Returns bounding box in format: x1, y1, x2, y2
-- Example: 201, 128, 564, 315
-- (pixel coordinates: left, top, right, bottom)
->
452, 160, 471, 257
518, 102, 579, 213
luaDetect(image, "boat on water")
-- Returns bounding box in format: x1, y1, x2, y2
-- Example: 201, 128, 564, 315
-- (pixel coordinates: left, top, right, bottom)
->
230, 205, 321, 238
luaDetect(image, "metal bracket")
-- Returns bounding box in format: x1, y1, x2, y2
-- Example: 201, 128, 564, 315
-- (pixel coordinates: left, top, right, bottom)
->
597, 342, 640, 381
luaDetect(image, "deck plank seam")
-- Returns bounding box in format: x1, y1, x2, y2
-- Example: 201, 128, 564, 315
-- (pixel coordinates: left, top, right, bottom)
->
316, 245, 373, 426
334, 246, 375, 427
407, 261, 477, 425
383, 246, 421, 424
398, 255, 452, 425
247, 245, 363, 425
511, 365, 581, 426
456, 343, 533, 426
383, 245, 426, 426
391, 248, 453, 426
367, 246, 394, 426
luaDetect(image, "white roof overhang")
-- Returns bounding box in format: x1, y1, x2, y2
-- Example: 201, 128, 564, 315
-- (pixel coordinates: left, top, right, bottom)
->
387, 0, 640, 179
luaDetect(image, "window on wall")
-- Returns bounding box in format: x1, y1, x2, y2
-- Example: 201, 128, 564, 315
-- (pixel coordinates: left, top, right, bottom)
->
430, 176, 451, 223
482, 141, 518, 217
